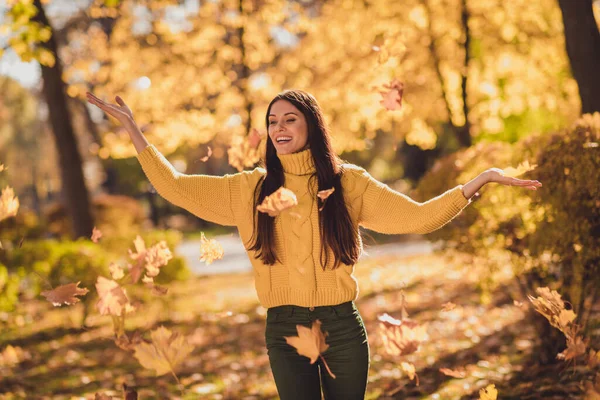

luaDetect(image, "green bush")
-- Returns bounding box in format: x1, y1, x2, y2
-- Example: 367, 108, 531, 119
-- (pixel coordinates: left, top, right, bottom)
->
413, 113, 600, 360
0, 229, 190, 313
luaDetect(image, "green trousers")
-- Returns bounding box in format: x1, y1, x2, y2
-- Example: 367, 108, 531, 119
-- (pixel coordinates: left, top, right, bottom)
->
265, 301, 370, 400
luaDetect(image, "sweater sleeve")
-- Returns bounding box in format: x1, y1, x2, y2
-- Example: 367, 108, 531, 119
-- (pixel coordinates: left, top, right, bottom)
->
355, 168, 471, 234
136, 144, 244, 226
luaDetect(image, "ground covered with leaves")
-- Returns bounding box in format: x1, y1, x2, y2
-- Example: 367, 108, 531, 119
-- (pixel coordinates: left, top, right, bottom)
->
0, 250, 594, 399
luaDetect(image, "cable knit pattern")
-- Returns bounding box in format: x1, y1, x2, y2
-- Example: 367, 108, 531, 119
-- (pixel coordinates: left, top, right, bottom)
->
137, 144, 472, 308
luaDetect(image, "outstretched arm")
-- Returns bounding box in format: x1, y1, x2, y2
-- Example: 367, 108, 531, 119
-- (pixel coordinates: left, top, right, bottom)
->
357, 168, 541, 235
86, 92, 242, 226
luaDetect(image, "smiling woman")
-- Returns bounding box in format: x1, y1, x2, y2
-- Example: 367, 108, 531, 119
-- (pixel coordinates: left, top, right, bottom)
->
87, 88, 541, 400
268, 100, 310, 155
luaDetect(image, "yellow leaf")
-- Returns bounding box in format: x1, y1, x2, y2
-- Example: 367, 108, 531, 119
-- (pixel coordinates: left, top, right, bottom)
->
133, 326, 194, 376
95, 276, 130, 316
502, 161, 537, 178
257, 187, 298, 217
199, 232, 224, 265
479, 383, 498, 400
91, 226, 102, 243
0, 186, 20, 222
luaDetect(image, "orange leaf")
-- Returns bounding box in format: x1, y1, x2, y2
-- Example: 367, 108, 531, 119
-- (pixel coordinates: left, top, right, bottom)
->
441, 302, 456, 312
133, 325, 194, 376
95, 276, 132, 316
257, 187, 298, 217
199, 146, 212, 162
401, 361, 419, 385
379, 79, 404, 111
439, 367, 466, 378
284, 319, 336, 378
91, 226, 102, 243
41, 282, 89, 306
317, 187, 335, 211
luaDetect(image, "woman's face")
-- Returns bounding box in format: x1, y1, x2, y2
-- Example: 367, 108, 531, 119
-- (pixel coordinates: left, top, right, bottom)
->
268, 100, 309, 155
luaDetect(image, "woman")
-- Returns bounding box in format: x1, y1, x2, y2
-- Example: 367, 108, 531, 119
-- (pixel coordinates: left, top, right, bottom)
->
87, 89, 541, 399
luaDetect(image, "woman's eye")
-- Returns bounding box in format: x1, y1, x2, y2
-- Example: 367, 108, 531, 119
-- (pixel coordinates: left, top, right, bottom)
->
287, 119, 295, 123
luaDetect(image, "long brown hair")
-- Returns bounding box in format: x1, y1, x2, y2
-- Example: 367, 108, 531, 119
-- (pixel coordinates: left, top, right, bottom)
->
247, 89, 361, 270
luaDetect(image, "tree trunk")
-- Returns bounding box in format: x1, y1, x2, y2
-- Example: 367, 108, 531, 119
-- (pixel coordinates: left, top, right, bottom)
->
557, 0, 600, 113
32, 0, 94, 239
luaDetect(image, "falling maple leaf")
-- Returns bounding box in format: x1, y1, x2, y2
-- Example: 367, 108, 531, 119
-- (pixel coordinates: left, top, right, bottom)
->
227, 130, 263, 172
378, 313, 427, 356
0, 186, 19, 222
91, 226, 102, 243
479, 383, 498, 400
133, 325, 194, 376
199, 146, 212, 162
557, 334, 588, 362
41, 282, 89, 306
401, 361, 419, 385
317, 187, 335, 211
109, 262, 125, 280
502, 160, 537, 178
379, 79, 404, 111
257, 187, 298, 217
441, 302, 456, 312
284, 319, 336, 378
95, 276, 133, 316
439, 367, 467, 378
127, 236, 173, 283
199, 232, 224, 265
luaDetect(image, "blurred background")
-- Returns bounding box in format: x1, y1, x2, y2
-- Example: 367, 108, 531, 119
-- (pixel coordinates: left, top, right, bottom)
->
0, 0, 599, 399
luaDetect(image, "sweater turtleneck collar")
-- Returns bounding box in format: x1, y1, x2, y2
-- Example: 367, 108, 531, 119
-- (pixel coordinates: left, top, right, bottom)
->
277, 148, 316, 176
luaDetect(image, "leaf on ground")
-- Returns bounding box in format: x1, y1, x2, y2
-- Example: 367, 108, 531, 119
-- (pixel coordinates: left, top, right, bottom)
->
95, 394, 114, 400
588, 349, 600, 369
257, 187, 298, 217
583, 373, 600, 400
284, 319, 336, 378
439, 367, 467, 378
502, 160, 537, 178
199, 232, 224, 265
0, 345, 31, 367
91, 226, 102, 243
479, 383, 498, 400
0, 186, 19, 222
379, 79, 404, 111
95, 276, 132, 316
133, 325, 194, 376
41, 281, 89, 306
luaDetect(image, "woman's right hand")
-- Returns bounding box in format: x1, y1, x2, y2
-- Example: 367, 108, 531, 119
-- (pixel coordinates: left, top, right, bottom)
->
86, 91, 135, 127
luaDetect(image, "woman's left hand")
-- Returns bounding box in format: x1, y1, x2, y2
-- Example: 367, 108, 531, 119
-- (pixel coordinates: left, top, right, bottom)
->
484, 168, 542, 190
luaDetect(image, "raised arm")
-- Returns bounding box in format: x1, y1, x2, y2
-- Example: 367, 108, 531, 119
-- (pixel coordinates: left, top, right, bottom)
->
86, 92, 248, 226
351, 167, 472, 235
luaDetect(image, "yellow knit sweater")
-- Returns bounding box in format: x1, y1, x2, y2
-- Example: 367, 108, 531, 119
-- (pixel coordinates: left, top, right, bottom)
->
137, 145, 471, 308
